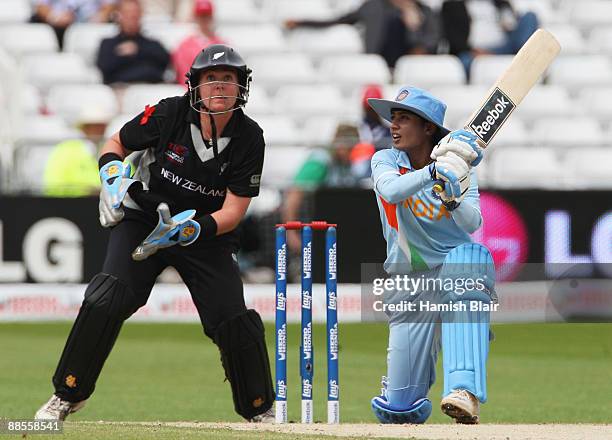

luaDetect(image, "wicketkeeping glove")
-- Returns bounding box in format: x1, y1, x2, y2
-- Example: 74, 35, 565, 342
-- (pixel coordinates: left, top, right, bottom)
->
99, 160, 142, 228
132, 203, 201, 261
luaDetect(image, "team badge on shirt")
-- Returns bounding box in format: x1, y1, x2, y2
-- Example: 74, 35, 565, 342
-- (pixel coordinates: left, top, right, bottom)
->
396, 89, 410, 101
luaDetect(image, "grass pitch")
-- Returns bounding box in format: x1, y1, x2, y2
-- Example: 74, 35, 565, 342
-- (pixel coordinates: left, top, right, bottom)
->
1, 322, 611, 431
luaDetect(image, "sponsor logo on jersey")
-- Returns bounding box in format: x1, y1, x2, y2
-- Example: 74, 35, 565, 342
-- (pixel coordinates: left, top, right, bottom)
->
165, 143, 189, 164
250, 174, 261, 187
469, 88, 515, 144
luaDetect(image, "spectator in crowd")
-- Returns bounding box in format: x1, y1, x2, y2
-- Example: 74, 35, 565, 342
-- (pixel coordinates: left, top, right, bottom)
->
285, 0, 439, 68
351, 84, 392, 180
31, 0, 116, 49
97, 0, 170, 85
43, 107, 112, 197
440, 0, 539, 78
172, 0, 225, 86
282, 123, 362, 252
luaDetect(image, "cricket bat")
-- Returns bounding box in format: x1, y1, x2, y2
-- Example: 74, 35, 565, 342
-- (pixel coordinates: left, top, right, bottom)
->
433, 28, 561, 193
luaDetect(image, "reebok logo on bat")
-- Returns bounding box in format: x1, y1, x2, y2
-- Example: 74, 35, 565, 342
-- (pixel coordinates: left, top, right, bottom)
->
469, 88, 515, 144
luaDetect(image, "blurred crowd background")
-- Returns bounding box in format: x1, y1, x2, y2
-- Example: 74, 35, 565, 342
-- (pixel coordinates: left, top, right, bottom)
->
1, 0, 611, 283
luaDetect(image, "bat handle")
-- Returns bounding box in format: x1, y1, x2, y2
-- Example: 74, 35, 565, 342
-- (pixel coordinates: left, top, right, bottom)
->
433, 180, 445, 194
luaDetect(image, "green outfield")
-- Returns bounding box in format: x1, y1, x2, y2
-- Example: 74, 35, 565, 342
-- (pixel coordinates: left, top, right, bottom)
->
1, 322, 611, 433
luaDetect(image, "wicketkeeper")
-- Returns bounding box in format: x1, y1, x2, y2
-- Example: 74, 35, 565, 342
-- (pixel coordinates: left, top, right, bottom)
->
35, 44, 275, 422
368, 86, 495, 424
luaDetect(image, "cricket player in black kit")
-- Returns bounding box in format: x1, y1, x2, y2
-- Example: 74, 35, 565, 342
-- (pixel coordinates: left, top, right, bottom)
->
35, 44, 275, 422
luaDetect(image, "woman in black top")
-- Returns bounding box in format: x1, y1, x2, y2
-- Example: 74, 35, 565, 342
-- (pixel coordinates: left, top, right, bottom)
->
35, 44, 275, 423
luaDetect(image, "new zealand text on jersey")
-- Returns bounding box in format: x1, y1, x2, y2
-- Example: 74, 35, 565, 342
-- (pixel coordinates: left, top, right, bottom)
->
161, 168, 226, 197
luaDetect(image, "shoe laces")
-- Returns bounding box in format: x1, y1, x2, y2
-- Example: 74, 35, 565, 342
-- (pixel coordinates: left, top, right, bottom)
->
48, 396, 71, 413
379, 376, 389, 399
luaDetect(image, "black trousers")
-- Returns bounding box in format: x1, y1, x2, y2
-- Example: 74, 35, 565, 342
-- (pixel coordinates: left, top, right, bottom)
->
53, 218, 247, 401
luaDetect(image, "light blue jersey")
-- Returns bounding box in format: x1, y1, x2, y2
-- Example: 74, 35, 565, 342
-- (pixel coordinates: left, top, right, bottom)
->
371, 147, 482, 273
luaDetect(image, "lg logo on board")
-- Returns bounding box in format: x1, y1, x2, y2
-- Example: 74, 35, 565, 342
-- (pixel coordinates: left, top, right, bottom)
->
0, 218, 83, 282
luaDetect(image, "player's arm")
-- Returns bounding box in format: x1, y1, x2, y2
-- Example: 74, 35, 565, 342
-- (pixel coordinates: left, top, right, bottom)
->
211, 190, 251, 235
371, 150, 433, 204
449, 169, 482, 234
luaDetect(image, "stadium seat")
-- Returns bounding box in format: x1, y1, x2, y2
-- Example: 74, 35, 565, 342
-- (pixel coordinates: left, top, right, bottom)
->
263, 0, 335, 22
513, 0, 567, 25
588, 27, 612, 55
244, 86, 273, 116
142, 23, 197, 52
16, 115, 82, 144
104, 114, 135, 139
428, 86, 489, 129
22, 83, 43, 115
275, 85, 349, 118
255, 115, 302, 146
23, 53, 99, 89
247, 54, 316, 89
488, 147, 562, 189
394, 55, 466, 87
513, 85, 575, 121
287, 25, 363, 56
531, 117, 604, 148
470, 55, 516, 86
578, 87, 612, 121
302, 116, 342, 147
260, 145, 311, 187
13, 143, 56, 193
569, 1, 612, 28
0, 0, 31, 23
47, 84, 119, 125
488, 118, 529, 148
63, 23, 118, 64
215, 0, 264, 25
545, 24, 586, 55
548, 56, 612, 87
217, 25, 288, 56
318, 54, 391, 91
0, 24, 58, 57
120, 84, 186, 115
565, 148, 612, 189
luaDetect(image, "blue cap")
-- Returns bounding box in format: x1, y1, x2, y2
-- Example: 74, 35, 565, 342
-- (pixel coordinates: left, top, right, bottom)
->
368, 86, 450, 142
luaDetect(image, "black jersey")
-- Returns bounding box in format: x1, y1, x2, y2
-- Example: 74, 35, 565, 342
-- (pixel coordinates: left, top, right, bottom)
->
118, 95, 265, 248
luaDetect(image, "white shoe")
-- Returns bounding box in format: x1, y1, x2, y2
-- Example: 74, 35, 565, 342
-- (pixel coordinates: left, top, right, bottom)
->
35, 394, 87, 421
248, 405, 275, 423
440, 389, 480, 424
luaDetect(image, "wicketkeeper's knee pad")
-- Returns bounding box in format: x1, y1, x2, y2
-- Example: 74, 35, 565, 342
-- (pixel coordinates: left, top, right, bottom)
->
439, 243, 495, 404
371, 396, 432, 424
53, 273, 137, 402
214, 309, 275, 419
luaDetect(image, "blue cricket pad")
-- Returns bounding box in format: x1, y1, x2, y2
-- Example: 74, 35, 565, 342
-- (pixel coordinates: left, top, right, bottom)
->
371, 396, 432, 424
442, 311, 489, 403
439, 242, 495, 303
439, 243, 494, 403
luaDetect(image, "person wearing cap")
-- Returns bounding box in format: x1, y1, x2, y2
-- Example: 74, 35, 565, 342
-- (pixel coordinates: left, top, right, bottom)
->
367, 86, 496, 425
350, 85, 393, 180
172, 0, 225, 86
282, 123, 361, 254
35, 44, 275, 423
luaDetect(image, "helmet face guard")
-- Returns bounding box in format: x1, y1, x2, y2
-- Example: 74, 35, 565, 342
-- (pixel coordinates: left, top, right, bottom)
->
187, 44, 252, 115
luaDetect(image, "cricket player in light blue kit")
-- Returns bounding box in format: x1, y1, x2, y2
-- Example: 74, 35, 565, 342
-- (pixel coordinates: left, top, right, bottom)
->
368, 86, 496, 424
